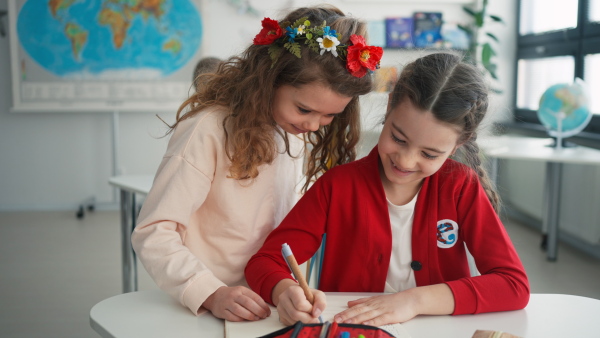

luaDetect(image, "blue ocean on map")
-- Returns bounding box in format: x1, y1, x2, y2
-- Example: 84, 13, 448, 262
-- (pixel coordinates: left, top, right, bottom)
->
17, 0, 202, 78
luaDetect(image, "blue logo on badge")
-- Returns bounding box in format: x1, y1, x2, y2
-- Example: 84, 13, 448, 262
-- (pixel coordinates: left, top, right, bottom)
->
437, 219, 458, 248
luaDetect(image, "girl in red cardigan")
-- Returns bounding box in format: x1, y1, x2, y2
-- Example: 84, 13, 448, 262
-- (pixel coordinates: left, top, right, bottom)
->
245, 53, 530, 326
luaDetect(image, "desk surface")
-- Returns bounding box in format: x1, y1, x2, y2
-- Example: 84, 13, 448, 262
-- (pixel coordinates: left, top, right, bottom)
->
108, 175, 153, 195
479, 135, 600, 165
90, 290, 600, 338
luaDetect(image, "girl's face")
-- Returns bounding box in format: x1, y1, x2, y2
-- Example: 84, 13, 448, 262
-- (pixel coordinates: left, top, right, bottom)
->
378, 98, 461, 196
272, 83, 352, 135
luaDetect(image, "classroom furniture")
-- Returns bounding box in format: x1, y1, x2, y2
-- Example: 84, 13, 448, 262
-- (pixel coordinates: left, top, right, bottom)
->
108, 175, 153, 293
479, 135, 600, 261
89, 289, 600, 338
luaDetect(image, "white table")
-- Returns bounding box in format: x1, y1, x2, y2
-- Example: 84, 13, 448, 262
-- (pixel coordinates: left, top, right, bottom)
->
90, 290, 600, 338
108, 175, 154, 293
479, 135, 600, 261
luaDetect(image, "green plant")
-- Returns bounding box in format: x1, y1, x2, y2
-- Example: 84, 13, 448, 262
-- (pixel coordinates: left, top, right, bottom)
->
459, 0, 504, 92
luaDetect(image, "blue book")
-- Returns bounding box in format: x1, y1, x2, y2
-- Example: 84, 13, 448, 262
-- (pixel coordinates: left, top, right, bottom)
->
367, 20, 386, 48
413, 12, 443, 48
385, 17, 414, 48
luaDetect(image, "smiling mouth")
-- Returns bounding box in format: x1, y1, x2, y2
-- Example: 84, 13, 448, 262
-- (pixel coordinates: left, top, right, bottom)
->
391, 160, 414, 174
292, 125, 308, 133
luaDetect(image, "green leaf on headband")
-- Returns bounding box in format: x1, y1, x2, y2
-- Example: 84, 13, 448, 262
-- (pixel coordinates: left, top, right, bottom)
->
284, 42, 302, 58
268, 45, 283, 67
306, 32, 313, 40
304, 20, 310, 27
306, 38, 319, 53
292, 17, 308, 28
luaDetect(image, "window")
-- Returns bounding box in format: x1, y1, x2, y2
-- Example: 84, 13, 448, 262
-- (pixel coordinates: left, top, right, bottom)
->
591, 0, 600, 22
585, 53, 600, 114
519, 0, 578, 35
516, 0, 600, 134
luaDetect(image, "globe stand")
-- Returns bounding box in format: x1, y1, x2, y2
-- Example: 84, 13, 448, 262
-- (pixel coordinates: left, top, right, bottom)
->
548, 137, 578, 148
546, 112, 577, 149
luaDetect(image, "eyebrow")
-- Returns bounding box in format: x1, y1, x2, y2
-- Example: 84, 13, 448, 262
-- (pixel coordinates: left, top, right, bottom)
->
391, 122, 447, 154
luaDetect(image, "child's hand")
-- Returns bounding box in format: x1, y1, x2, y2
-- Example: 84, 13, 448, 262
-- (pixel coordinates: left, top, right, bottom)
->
202, 286, 271, 321
333, 292, 418, 326
276, 284, 326, 325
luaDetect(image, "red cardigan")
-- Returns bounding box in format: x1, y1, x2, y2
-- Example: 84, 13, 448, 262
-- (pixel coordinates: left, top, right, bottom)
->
245, 146, 530, 315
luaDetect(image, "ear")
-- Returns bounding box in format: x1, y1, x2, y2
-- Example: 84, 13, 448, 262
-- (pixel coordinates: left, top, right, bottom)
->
450, 142, 464, 156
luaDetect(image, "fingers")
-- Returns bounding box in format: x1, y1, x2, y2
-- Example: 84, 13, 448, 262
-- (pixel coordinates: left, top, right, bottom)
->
277, 286, 321, 325
227, 300, 264, 321
334, 299, 382, 325
311, 290, 327, 318
239, 288, 271, 318
289, 287, 314, 313
210, 286, 272, 322
334, 294, 411, 326
347, 296, 369, 307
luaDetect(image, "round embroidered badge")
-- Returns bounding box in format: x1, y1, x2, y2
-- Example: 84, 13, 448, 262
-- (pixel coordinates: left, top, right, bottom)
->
437, 219, 459, 248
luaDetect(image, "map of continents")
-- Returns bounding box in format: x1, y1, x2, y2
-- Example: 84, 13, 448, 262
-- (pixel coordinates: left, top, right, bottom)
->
17, 0, 202, 78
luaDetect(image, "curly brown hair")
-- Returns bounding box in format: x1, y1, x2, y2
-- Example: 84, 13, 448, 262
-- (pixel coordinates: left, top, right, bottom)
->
388, 53, 501, 212
169, 5, 373, 192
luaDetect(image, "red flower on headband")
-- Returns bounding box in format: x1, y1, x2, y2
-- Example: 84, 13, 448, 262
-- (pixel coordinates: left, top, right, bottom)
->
346, 34, 383, 78
253, 18, 284, 45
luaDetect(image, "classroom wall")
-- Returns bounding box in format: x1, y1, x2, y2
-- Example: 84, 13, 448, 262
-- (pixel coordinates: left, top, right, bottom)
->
0, 0, 518, 212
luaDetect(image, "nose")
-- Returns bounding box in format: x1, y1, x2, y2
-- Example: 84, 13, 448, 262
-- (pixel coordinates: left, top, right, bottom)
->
303, 116, 321, 132
395, 150, 417, 170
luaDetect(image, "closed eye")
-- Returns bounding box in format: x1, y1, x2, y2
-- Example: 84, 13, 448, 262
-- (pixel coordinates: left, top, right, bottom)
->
393, 133, 439, 159
391, 133, 405, 144
422, 152, 437, 159
298, 107, 311, 114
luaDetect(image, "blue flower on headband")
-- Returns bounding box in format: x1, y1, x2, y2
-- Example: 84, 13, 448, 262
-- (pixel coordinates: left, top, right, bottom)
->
286, 26, 298, 43
322, 26, 336, 38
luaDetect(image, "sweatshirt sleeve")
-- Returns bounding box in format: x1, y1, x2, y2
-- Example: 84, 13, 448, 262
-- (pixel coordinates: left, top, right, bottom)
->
245, 174, 330, 305
445, 172, 530, 314
131, 113, 226, 316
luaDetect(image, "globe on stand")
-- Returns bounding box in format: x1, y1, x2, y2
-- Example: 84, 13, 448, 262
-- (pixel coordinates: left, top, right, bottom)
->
537, 78, 591, 149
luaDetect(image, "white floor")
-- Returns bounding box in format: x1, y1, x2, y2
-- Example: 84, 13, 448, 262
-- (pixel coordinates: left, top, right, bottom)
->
0, 210, 599, 337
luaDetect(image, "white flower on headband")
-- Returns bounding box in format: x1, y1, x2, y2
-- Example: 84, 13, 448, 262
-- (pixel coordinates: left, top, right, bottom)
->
297, 24, 306, 35
317, 35, 340, 57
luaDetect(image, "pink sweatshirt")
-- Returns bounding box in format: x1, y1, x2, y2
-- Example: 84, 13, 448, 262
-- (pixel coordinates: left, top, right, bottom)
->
132, 106, 305, 315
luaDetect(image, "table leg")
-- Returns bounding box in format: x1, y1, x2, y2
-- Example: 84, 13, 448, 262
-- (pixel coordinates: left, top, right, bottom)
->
544, 162, 562, 261
120, 189, 138, 293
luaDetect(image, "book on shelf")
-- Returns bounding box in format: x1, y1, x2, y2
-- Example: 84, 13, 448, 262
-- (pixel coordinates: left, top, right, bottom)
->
412, 12, 443, 48
385, 17, 414, 48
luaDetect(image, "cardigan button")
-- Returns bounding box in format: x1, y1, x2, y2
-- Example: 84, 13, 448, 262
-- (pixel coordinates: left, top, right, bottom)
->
410, 260, 422, 271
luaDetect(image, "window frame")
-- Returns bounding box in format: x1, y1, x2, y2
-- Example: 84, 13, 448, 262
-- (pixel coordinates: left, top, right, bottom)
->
515, 0, 600, 134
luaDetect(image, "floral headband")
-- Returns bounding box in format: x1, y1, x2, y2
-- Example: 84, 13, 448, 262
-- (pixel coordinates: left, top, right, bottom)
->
253, 17, 383, 78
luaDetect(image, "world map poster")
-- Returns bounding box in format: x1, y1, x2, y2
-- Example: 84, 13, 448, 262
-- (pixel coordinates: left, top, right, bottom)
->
8, 0, 203, 113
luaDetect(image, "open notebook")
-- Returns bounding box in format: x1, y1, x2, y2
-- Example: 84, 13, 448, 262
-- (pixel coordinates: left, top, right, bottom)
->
225, 293, 411, 338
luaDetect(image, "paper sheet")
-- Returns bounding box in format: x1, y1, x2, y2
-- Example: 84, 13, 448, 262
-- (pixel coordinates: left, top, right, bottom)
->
225, 293, 411, 338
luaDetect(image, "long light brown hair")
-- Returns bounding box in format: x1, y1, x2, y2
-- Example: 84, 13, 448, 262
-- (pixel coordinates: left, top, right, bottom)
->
388, 53, 501, 212
170, 5, 373, 192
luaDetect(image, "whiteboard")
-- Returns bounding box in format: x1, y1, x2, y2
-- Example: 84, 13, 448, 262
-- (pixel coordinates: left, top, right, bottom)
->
8, 0, 204, 113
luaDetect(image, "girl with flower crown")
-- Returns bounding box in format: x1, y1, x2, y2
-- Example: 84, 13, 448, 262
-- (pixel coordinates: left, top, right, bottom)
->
245, 53, 530, 326
131, 5, 382, 321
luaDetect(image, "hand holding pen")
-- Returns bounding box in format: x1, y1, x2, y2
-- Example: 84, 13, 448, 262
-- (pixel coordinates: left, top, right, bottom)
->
275, 243, 326, 325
